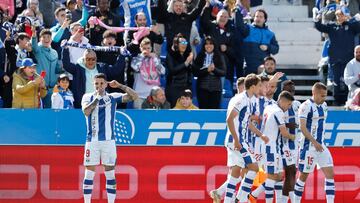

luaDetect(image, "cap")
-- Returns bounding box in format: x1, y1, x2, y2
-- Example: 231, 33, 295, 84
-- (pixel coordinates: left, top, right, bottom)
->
20, 58, 36, 68
58, 73, 70, 82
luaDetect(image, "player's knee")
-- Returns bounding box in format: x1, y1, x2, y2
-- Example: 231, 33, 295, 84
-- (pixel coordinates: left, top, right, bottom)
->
84, 168, 96, 180
230, 166, 241, 177
299, 172, 309, 182
104, 165, 115, 172
86, 166, 96, 172
247, 163, 258, 172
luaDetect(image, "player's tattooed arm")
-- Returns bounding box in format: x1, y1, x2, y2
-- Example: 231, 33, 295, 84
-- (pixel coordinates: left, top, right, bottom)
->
108, 80, 139, 103
83, 98, 99, 117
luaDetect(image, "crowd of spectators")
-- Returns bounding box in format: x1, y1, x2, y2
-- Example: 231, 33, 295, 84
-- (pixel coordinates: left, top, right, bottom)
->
1, 0, 359, 110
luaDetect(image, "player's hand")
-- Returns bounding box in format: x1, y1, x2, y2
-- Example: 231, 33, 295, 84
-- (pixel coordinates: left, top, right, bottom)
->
220, 44, 227, 52
234, 141, 242, 151
3, 75, 10, 83
313, 141, 324, 152
108, 80, 120, 88
261, 135, 269, 144
286, 122, 297, 130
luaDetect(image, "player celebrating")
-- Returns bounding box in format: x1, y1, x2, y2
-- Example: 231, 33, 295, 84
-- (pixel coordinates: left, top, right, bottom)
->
281, 80, 301, 203
81, 73, 138, 203
294, 82, 335, 203
248, 91, 296, 203
225, 74, 269, 203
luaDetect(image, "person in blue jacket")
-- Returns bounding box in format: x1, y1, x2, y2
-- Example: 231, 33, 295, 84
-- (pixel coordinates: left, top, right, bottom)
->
235, 8, 279, 75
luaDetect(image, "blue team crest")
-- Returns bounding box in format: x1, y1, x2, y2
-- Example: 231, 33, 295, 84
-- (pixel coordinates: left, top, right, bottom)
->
114, 111, 135, 144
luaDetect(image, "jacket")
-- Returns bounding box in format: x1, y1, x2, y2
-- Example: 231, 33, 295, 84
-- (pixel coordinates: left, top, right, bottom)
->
12, 72, 47, 108
141, 96, 171, 109
235, 13, 279, 72
165, 49, 193, 88
31, 36, 62, 88
173, 99, 198, 109
193, 51, 226, 92
158, 0, 205, 50
315, 20, 360, 63
62, 48, 125, 108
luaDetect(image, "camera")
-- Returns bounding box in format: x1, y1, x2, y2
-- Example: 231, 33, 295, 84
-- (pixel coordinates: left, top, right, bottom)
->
65, 9, 72, 22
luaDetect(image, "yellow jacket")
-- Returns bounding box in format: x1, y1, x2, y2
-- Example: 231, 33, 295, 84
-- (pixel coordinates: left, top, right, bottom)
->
12, 72, 47, 108
173, 99, 199, 110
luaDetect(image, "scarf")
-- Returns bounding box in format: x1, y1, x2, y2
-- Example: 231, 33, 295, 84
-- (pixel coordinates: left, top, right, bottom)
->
140, 56, 160, 85
62, 40, 131, 56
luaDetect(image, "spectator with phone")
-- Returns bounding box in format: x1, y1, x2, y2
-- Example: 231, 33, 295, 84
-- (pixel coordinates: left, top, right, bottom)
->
51, 7, 72, 57
31, 27, 62, 108
68, 22, 89, 64
51, 74, 74, 109
12, 58, 47, 108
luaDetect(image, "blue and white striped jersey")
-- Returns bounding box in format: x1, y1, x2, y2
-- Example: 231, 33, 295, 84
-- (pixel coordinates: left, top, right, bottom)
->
261, 103, 286, 153
298, 99, 328, 151
81, 92, 124, 142
225, 91, 253, 146
280, 100, 301, 151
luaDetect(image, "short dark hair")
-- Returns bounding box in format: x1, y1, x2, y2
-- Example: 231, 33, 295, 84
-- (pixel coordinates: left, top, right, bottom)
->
260, 75, 270, 82
54, 7, 66, 16
278, 91, 294, 102
236, 77, 245, 88
244, 74, 261, 90
180, 89, 192, 98
256, 9, 268, 22
94, 73, 107, 81
57, 74, 70, 83
39, 29, 52, 37
313, 82, 327, 91
282, 80, 295, 90
264, 56, 276, 64
102, 30, 117, 39
134, 12, 146, 21
15, 32, 30, 44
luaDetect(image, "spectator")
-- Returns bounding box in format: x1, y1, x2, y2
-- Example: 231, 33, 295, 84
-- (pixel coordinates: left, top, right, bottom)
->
122, 0, 152, 27
31, 28, 62, 108
260, 56, 287, 100
62, 48, 125, 108
27, 0, 44, 27
12, 58, 47, 108
235, 8, 279, 75
201, 2, 238, 85
12, 32, 35, 67
66, 0, 77, 11
347, 88, 360, 110
125, 12, 163, 56
158, 0, 206, 50
344, 45, 360, 100
314, 8, 360, 105
18, 8, 43, 35
51, 73, 74, 109
68, 22, 89, 64
165, 33, 193, 107
71, 0, 83, 22
173, 89, 198, 109
89, 0, 123, 46
193, 36, 226, 109
51, 7, 71, 57
142, 86, 171, 109
131, 38, 165, 109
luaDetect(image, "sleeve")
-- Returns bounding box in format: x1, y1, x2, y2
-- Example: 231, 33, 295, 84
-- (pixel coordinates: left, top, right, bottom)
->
149, 31, 164, 44
200, 6, 213, 35
344, 62, 359, 86
192, 54, 209, 77
81, 94, 92, 110
31, 37, 39, 53
51, 93, 62, 109
130, 56, 142, 72
349, 20, 360, 33
274, 111, 286, 126
106, 55, 125, 76
233, 98, 245, 112
212, 53, 226, 77
110, 93, 124, 103
298, 101, 311, 120
61, 48, 77, 74
51, 27, 65, 43
233, 5, 249, 37
269, 34, 279, 55
166, 53, 188, 75
77, 4, 90, 27
154, 57, 166, 75
188, 0, 206, 22
293, 100, 302, 124
314, 21, 330, 33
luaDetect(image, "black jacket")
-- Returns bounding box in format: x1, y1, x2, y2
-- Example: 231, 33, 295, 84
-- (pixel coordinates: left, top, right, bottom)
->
126, 30, 164, 56
165, 49, 193, 88
193, 51, 226, 92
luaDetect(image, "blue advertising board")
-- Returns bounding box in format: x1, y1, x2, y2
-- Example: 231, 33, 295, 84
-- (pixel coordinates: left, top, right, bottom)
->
0, 109, 359, 146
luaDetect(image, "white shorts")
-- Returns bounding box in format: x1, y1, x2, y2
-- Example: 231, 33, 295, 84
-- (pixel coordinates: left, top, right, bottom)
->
263, 152, 283, 174
227, 142, 255, 168
83, 140, 117, 166
281, 148, 297, 167
298, 145, 333, 173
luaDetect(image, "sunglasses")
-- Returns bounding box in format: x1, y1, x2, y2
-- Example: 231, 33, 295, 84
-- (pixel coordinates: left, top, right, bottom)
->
179, 41, 188, 45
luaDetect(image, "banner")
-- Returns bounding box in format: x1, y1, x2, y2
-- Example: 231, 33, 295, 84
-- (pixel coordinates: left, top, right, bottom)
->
0, 146, 359, 202
0, 109, 360, 146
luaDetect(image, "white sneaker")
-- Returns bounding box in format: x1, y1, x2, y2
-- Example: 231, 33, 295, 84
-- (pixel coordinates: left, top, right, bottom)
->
209, 190, 221, 203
